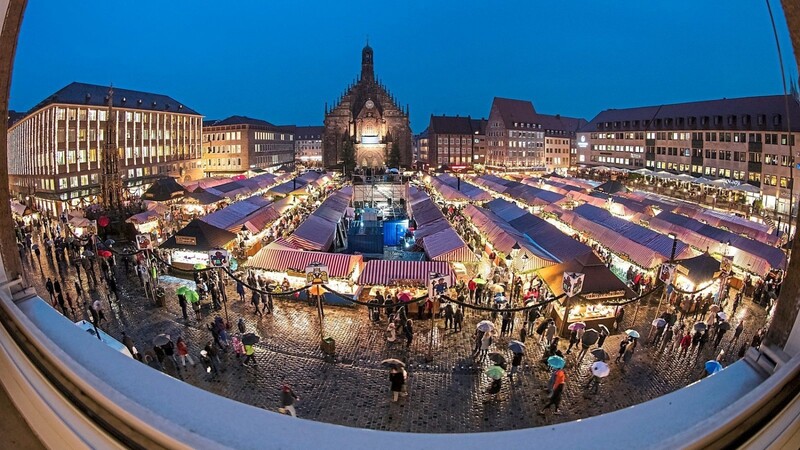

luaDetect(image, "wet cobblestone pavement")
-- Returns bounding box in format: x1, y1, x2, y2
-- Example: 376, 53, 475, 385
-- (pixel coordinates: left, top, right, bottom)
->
22, 242, 768, 433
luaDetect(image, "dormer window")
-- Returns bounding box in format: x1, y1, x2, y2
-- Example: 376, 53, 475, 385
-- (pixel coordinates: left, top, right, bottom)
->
773, 114, 782, 126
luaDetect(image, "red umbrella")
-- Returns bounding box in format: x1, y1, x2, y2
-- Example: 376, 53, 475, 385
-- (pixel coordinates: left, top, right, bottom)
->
98, 250, 112, 258
398, 291, 413, 302
97, 216, 110, 227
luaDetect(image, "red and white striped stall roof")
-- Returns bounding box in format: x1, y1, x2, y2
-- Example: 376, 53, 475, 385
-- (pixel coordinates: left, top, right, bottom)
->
246, 248, 363, 278
358, 260, 455, 286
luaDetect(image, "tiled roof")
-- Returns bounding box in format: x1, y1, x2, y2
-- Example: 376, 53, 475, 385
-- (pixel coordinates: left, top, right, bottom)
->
429, 115, 474, 135
491, 97, 538, 128
535, 113, 587, 134
206, 115, 275, 128
293, 126, 324, 139
581, 95, 800, 132
27, 81, 200, 116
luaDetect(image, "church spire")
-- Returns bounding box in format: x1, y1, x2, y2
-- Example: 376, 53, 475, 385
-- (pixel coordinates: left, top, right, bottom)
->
361, 41, 374, 82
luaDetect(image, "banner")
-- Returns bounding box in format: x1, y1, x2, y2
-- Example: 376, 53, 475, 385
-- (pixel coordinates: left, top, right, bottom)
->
305, 263, 329, 285
429, 272, 450, 300
208, 249, 230, 267
562, 272, 585, 298
135, 234, 153, 250
720, 256, 733, 274
659, 263, 677, 285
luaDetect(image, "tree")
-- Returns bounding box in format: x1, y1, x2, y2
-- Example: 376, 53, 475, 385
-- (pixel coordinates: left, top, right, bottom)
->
340, 138, 356, 176
387, 140, 401, 169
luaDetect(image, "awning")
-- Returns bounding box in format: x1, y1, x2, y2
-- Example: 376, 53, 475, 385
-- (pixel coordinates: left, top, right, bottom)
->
358, 260, 455, 286
142, 177, 186, 201
126, 210, 159, 225
537, 252, 636, 299
423, 228, 478, 262
246, 248, 363, 278
159, 219, 237, 251
287, 215, 337, 251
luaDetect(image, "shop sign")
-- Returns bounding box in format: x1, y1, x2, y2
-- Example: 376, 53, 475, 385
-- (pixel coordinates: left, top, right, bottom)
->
720, 256, 733, 274
429, 272, 450, 299
175, 236, 197, 246
659, 263, 676, 285
582, 290, 625, 301
562, 272, 585, 298
306, 263, 329, 285
208, 249, 230, 267
135, 234, 153, 250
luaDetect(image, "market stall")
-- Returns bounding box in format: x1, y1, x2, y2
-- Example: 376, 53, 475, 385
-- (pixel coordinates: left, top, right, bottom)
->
245, 248, 363, 305
159, 219, 237, 271
356, 260, 456, 315
537, 252, 636, 336
142, 177, 186, 202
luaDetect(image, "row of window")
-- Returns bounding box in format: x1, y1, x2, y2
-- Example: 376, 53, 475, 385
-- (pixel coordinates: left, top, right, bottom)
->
593, 131, 796, 145
205, 131, 242, 142
55, 107, 195, 125
597, 113, 783, 131
205, 144, 242, 154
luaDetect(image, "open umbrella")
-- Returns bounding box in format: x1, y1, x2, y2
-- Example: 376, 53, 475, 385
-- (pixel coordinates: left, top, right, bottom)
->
381, 358, 405, 368
477, 320, 495, 332
473, 277, 487, 285
176, 286, 190, 296
104, 239, 116, 247
241, 333, 260, 345
194, 263, 207, 270
705, 360, 723, 375
625, 329, 640, 339
581, 329, 599, 346
184, 290, 200, 303
398, 290, 413, 302
652, 318, 666, 327
598, 324, 610, 335
547, 355, 566, 369
694, 321, 707, 332
83, 250, 94, 258
590, 361, 610, 378
494, 295, 507, 304
716, 311, 728, 321
508, 340, 526, 354
718, 321, 731, 331
153, 334, 170, 346
591, 348, 609, 361
491, 284, 505, 294
485, 365, 506, 380
488, 352, 507, 367
31, 243, 39, 251
98, 250, 112, 258
568, 322, 586, 331
709, 304, 720, 313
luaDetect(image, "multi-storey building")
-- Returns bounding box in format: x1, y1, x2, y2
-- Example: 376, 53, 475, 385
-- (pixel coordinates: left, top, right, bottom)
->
202, 116, 294, 176
577, 95, 800, 221
414, 128, 429, 168
293, 126, 323, 167
486, 97, 545, 170
425, 115, 487, 169
539, 114, 587, 174
7, 82, 203, 214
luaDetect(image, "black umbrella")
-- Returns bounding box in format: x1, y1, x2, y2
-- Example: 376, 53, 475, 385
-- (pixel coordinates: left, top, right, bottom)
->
153, 334, 171, 346
488, 352, 507, 368
581, 329, 599, 346
242, 333, 260, 345
591, 348, 609, 361
718, 321, 731, 331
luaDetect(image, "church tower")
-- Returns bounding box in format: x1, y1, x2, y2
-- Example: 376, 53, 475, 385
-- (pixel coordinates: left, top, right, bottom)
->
361, 42, 374, 82
322, 44, 412, 169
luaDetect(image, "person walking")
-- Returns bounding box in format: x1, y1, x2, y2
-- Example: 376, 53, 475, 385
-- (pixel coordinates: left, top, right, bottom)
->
679, 331, 693, 357
160, 337, 179, 371
176, 337, 194, 368
538, 367, 566, 415
236, 280, 245, 302
509, 352, 523, 382
251, 291, 263, 317
91, 299, 106, 327
389, 367, 407, 402
620, 339, 637, 372
386, 320, 397, 343
479, 330, 493, 361
614, 306, 625, 331
544, 320, 556, 347
453, 307, 463, 332
443, 302, 454, 330
404, 319, 414, 348
237, 317, 246, 334
714, 323, 728, 348
660, 324, 675, 353
280, 385, 300, 417
615, 338, 630, 363
45, 277, 55, 303
121, 332, 141, 361
178, 293, 189, 322
243, 341, 256, 365
74, 280, 84, 304
731, 321, 744, 345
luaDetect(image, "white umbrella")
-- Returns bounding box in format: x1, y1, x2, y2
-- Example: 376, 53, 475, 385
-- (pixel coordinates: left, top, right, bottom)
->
717, 311, 728, 321
733, 184, 760, 194
625, 329, 641, 339
477, 320, 495, 332
590, 361, 610, 378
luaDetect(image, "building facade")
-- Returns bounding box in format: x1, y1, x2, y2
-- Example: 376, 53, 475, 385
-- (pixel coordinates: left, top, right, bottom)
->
539, 114, 587, 174
576, 95, 800, 221
425, 115, 487, 168
202, 116, 294, 176
485, 97, 545, 170
7, 82, 203, 214
414, 129, 429, 168
293, 125, 323, 167
322, 44, 413, 169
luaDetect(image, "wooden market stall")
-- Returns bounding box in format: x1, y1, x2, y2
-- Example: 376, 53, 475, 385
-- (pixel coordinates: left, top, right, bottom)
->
356, 260, 455, 316
537, 252, 636, 336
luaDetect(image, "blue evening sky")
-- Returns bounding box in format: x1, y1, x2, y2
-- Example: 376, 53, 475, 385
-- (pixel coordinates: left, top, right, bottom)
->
10, 0, 798, 130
